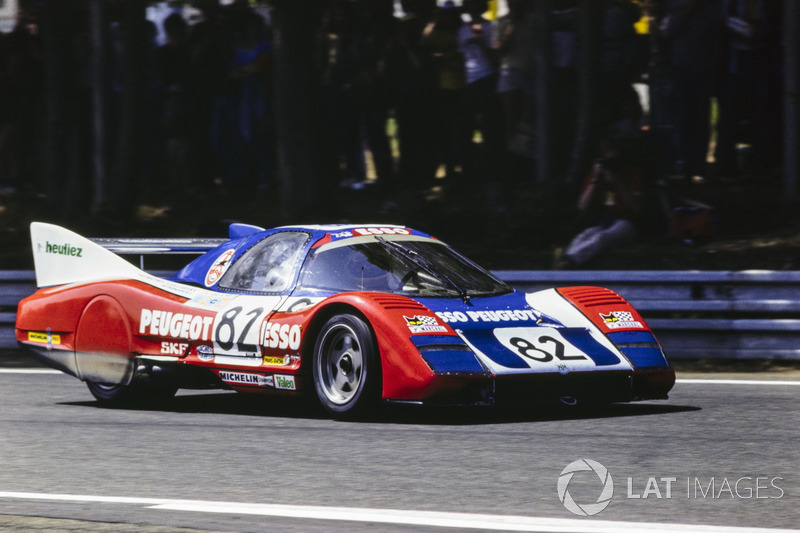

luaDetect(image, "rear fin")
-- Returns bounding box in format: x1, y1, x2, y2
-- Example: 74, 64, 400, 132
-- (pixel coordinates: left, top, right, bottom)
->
30, 222, 143, 288
229, 223, 265, 240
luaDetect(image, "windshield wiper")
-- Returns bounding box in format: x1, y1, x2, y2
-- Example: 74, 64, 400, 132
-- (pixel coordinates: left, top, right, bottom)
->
375, 237, 471, 304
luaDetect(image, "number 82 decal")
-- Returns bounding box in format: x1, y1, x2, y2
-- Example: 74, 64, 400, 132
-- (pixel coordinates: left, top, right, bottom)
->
493, 327, 594, 370
214, 305, 267, 353
509, 335, 586, 363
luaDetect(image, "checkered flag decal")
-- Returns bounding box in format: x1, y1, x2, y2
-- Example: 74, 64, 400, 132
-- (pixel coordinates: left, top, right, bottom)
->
611, 311, 634, 321
416, 315, 439, 325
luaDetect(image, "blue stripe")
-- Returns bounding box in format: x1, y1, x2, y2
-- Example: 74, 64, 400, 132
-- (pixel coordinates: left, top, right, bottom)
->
608, 331, 658, 344
410, 335, 466, 348
461, 329, 531, 369
608, 331, 669, 368
421, 350, 486, 373
619, 347, 669, 367
560, 328, 621, 366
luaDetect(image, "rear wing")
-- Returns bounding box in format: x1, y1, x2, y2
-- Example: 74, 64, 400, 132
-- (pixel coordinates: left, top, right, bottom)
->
30, 222, 227, 288
90, 237, 227, 269
90, 221, 263, 268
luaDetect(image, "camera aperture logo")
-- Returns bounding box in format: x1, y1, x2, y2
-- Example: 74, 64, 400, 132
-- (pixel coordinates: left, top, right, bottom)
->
557, 459, 614, 516
557, 460, 785, 517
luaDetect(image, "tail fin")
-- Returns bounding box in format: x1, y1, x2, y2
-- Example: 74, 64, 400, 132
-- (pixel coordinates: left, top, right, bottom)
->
30, 222, 142, 288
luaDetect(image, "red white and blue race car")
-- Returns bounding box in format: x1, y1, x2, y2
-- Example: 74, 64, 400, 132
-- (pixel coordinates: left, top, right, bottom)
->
15, 222, 675, 418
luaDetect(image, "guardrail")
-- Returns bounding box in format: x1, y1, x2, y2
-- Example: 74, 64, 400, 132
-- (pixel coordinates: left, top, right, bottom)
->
2, 270, 799, 360
1, 270, 35, 350
496, 270, 800, 360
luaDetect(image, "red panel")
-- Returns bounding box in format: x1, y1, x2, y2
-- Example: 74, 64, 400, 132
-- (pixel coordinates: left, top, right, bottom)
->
75, 296, 132, 356
557, 286, 651, 333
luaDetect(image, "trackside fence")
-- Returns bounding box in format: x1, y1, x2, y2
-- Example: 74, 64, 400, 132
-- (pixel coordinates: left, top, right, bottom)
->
3, 270, 800, 360
496, 270, 800, 361
1, 270, 35, 351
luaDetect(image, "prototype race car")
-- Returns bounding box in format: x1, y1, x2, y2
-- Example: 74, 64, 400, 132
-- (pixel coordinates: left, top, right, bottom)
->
16, 222, 675, 417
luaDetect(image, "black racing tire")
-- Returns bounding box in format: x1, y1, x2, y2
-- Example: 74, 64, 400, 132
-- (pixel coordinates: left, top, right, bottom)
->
312, 313, 381, 419
86, 381, 177, 407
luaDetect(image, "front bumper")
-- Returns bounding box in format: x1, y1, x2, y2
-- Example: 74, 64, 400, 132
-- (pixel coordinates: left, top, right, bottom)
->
388, 366, 676, 407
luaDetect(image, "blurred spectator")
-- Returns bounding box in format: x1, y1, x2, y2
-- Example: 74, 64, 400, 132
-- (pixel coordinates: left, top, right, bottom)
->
156, 12, 193, 195
562, 90, 670, 267
749, 0, 783, 180
563, 156, 641, 265
713, 0, 764, 180
384, 0, 438, 193
645, 0, 682, 180
231, 10, 275, 191
660, 0, 724, 183
456, 0, 502, 185
357, 2, 396, 190
64, 8, 96, 216
494, 0, 536, 156
322, 0, 367, 188
190, 1, 238, 190
550, 1, 579, 180
596, 0, 642, 138
421, 1, 465, 181
562, 127, 666, 266
192, 4, 274, 193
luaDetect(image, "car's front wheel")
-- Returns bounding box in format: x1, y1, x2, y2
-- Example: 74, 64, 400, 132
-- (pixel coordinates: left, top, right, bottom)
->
312, 314, 381, 418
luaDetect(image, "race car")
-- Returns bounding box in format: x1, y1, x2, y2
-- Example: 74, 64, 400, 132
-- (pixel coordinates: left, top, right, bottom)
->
15, 222, 675, 418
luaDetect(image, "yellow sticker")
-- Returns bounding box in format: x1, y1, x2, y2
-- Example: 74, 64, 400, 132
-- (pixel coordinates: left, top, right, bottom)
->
28, 331, 61, 344
262, 355, 287, 366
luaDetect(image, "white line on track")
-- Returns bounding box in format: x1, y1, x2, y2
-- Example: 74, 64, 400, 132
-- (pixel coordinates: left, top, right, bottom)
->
676, 379, 800, 386
0, 491, 796, 533
0, 369, 61, 374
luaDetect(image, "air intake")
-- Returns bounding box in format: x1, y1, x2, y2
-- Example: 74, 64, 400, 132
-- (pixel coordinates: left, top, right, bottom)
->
372, 294, 429, 311
557, 286, 626, 308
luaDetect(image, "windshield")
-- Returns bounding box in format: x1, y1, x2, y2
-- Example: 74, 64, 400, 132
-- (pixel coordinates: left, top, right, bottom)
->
297, 236, 512, 298
219, 231, 308, 293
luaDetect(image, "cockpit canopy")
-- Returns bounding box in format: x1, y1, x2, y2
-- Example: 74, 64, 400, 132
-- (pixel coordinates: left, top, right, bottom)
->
296, 235, 511, 299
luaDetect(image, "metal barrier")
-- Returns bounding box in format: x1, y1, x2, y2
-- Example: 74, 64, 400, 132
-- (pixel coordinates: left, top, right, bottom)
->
1, 270, 35, 350
3, 270, 799, 360
496, 270, 800, 360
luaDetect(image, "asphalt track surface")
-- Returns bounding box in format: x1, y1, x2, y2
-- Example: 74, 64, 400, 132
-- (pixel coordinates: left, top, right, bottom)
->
0, 368, 797, 533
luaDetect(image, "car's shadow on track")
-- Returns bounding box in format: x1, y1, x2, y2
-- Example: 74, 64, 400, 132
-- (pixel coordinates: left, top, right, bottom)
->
61, 391, 700, 425
378, 402, 700, 425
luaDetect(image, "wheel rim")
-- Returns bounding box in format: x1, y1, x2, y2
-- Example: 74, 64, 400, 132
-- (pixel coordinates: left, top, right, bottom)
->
316, 323, 365, 405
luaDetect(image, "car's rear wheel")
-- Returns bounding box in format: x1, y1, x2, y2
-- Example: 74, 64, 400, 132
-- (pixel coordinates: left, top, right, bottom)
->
86, 381, 177, 407
312, 314, 381, 418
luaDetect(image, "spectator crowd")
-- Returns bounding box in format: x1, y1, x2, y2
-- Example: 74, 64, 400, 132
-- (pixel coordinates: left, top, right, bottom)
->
0, 0, 787, 263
